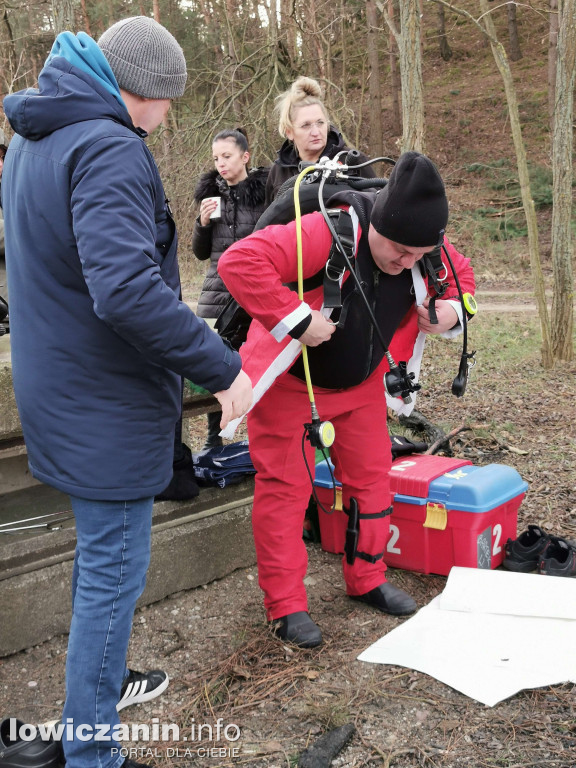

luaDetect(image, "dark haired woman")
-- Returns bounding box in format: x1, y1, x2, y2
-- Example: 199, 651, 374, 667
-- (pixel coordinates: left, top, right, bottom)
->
192, 128, 268, 449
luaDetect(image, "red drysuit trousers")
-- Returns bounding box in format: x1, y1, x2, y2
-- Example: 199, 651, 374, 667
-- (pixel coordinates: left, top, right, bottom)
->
247, 369, 393, 620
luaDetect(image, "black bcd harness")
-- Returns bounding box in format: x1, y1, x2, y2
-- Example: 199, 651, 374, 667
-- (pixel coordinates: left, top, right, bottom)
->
215, 183, 451, 345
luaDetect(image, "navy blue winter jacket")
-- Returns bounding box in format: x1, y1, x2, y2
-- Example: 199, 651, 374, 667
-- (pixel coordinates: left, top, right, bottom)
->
2, 58, 241, 499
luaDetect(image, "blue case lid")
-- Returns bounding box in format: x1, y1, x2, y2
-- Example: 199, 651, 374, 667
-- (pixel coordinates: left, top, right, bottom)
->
426, 463, 528, 513
314, 460, 341, 489
393, 464, 528, 511
317, 460, 528, 513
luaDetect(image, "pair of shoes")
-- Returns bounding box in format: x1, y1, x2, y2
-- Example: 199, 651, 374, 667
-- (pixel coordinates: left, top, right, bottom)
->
0, 718, 63, 768
502, 525, 552, 572
350, 582, 417, 616
270, 611, 323, 648
117, 669, 169, 711
538, 537, 576, 577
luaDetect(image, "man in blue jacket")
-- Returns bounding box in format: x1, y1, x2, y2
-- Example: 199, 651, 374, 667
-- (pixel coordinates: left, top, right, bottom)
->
1, 16, 252, 768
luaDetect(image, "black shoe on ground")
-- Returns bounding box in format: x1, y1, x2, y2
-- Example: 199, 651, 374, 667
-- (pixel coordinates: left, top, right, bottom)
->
117, 669, 169, 711
202, 411, 224, 451
538, 537, 576, 577
270, 611, 323, 648
123, 760, 155, 768
0, 718, 63, 768
155, 444, 199, 501
502, 525, 551, 572
351, 582, 417, 616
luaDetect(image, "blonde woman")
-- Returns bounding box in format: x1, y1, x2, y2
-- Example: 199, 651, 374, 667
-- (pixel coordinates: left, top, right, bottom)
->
265, 76, 376, 205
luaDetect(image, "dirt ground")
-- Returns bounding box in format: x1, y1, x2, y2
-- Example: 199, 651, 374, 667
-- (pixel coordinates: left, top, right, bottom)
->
1, 292, 575, 768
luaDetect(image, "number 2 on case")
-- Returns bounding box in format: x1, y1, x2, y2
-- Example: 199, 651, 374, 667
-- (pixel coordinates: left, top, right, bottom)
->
387, 524, 401, 554
492, 523, 502, 556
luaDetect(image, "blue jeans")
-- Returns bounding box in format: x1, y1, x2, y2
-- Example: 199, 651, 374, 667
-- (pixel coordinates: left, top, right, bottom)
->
63, 496, 154, 768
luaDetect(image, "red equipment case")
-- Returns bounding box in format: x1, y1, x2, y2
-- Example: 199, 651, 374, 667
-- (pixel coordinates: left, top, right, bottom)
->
313, 453, 528, 576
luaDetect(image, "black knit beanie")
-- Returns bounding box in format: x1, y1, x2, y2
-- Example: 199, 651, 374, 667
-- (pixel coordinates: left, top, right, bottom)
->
370, 151, 448, 247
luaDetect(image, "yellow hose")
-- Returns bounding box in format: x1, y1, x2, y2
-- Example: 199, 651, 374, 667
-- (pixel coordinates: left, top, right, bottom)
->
293, 166, 319, 406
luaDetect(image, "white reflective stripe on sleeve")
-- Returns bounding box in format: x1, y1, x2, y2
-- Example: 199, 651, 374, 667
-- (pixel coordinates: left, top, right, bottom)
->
441, 299, 464, 339
270, 302, 312, 341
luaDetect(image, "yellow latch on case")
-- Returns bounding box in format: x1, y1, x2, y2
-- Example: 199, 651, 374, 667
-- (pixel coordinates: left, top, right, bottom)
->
424, 502, 448, 530
334, 487, 343, 511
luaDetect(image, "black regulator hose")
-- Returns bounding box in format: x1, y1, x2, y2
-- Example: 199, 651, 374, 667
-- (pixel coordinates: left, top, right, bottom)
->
346, 177, 388, 190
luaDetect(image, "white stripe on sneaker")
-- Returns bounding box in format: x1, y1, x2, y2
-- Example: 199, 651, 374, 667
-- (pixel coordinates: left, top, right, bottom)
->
117, 673, 169, 711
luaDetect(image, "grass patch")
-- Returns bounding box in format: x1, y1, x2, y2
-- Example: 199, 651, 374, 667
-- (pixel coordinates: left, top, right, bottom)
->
424, 310, 575, 405
427, 312, 541, 373
462, 159, 554, 243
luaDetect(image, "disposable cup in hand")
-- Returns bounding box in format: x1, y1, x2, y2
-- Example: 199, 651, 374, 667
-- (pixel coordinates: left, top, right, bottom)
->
206, 196, 222, 220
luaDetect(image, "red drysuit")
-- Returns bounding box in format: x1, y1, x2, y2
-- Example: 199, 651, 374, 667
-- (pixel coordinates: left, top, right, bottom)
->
219, 209, 475, 620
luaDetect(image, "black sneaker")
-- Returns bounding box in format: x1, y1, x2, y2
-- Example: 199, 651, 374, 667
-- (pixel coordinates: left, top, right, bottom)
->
538, 537, 576, 577
0, 718, 63, 768
117, 669, 169, 711
502, 525, 552, 572
123, 761, 154, 768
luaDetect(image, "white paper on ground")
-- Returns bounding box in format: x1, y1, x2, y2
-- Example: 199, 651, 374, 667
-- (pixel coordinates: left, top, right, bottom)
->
439, 566, 576, 620
357, 567, 576, 706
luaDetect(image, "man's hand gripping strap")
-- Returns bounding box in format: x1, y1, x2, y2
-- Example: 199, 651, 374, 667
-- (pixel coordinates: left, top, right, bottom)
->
344, 497, 393, 565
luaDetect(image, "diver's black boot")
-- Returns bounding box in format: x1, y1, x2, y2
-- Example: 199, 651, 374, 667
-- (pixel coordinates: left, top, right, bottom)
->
202, 410, 223, 451
351, 582, 417, 616
270, 611, 323, 648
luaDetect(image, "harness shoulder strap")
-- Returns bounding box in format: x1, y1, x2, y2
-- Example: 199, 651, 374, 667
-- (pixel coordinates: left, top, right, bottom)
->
323, 208, 355, 310
284, 209, 354, 295
421, 244, 449, 296
420, 244, 450, 324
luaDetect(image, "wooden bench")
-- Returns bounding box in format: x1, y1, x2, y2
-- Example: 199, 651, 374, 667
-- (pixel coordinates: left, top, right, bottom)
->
0, 362, 256, 657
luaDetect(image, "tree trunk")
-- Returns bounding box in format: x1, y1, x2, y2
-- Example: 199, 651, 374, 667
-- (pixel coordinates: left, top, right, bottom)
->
78, 0, 91, 35
438, 3, 452, 61
280, 0, 299, 74
477, 0, 552, 367
507, 2, 522, 61
51, 0, 75, 35
366, 0, 384, 156
396, 0, 425, 152
550, 0, 575, 361
340, 0, 347, 103
197, 0, 224, 69
305, 0, 327, 81
0, 2, 18, 95
548, 0, 559, 131
388, 0, 402, 135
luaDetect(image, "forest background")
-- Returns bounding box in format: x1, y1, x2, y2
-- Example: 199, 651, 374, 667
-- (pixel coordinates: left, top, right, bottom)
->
1, 0, 574, 368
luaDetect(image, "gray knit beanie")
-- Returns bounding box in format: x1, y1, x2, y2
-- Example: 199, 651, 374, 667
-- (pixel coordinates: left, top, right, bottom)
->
98, 16, 187, 100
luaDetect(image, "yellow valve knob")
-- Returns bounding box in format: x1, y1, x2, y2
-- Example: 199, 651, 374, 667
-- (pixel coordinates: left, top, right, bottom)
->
320, 421, 335, 448
462, 293, 477, 316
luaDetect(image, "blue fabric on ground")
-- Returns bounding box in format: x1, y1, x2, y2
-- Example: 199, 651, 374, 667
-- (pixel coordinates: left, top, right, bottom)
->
192, 441, 255, 488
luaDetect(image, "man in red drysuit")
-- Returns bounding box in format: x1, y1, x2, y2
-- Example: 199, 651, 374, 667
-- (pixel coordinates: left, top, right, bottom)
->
219, 152, 475, 647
